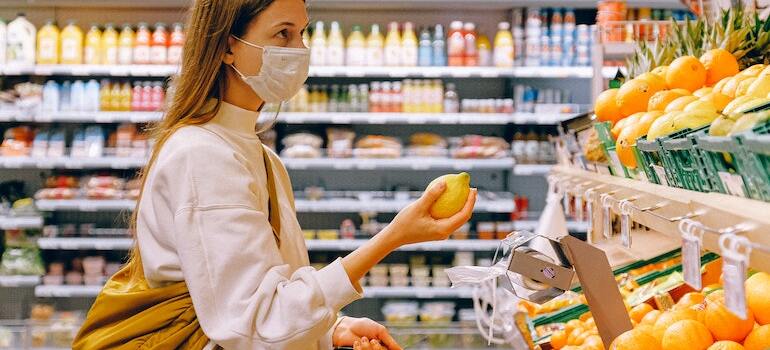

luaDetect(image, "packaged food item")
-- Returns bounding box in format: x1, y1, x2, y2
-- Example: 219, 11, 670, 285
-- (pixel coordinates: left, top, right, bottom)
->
326, 128, 354, 158
60, 20, 83, 64
411, 266, 430, 278
477, 34, 492, 66
418, 26, 432, 67
36, 20, 59, 64
0, 247, 45, 276
354, 135, 402, 159
463, 22, 478, 66
382, 302, 419, 324
477, 221, 495, 239
150, 23, 168, 64
65, 271, 83, 285
447, 21, 464, 66
369, 275, 388, 287
452, 223, 470, 239
100, 23, 119, 65
494, 21, 514, 67
369, 264, 388, 277
389, 264, 409, 277
450, 135, 510, 159
1, 126, 34, 156
345, 25, 365, 66
302, 230, 316, 240
0, 18, 6, 65
496, 221, 513, 239
325, 21, 344, 66
316, 230, 338, 240
390, 275, 409, 287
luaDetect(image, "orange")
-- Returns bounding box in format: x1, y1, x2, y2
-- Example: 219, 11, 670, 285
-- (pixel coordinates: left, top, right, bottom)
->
676, 292, 706, 310
579, 312, 593, 322
700, 49, 740, 86
630, 303, 656, 323
707, 341, 745, 350
610, 328, 661, 350
652, 65, 668, 77
637, 72, 668, 91
583, 335, 604, 350
641, 309, 663, 326
704, 297, 754, 342
666, 56, 707, 92
595, 88, 624, 123
617, 120, 644, 167
565, 319, 583, 335
551, 329, 568, 349
611, 112, 643, 139
701, 92, 733, 112
745, 272, 770, 325
617, 79, 660, 117
648, 89, 689, 111
742, 325, 770, 350
665, 95, 699, 112
653, 309, 699, 341
661, 320, 714, 350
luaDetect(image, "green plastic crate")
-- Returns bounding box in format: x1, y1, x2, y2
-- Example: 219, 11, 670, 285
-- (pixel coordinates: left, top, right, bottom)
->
635, 135, 669, 186
734, 120, 770, 201
693, 133, 743, 195
594, 122, 629, 178
660, 126, 713, 192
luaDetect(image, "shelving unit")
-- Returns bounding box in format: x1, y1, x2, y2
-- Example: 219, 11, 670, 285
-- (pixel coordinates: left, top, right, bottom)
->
0, 216, 44, 230
0, 275, 41, 288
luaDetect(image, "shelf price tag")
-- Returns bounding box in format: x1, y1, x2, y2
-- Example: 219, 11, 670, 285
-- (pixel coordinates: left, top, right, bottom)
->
619, 200, 632, 248
652, 165, 669, 186
718, 171, 747, 198
574, 193, 583, 222
607, 150, 625, 177
720, 234, 751, 320
679, 220, 703, 290
585, 190, 595, 243
601, 193, 612, 239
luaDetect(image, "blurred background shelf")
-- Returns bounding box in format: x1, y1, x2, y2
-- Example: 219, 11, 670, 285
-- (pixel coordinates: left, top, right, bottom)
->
0, 216, 44, 230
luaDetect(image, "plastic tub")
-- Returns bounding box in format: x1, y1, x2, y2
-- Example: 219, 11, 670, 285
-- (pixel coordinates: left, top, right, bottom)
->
388, 264, 409, 278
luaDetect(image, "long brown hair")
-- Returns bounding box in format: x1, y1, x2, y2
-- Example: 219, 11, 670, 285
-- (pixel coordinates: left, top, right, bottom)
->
126, 0, 275, 282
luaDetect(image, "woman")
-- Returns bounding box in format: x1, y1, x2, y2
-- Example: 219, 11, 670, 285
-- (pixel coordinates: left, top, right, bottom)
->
73, 0, 477, 349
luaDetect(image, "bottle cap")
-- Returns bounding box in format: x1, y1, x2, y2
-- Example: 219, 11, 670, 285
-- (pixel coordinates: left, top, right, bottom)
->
463, 22, 475, 30
498, 22, 511, 30
450, 21, 462, 29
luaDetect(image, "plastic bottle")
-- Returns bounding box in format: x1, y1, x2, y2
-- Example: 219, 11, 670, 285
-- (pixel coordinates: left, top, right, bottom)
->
36, 20, 59, 64
345, 25, 366, 66
369, 81, 381, 112
384, 22, 401, 66
401, 22, 418, 67
310, 21, 326, 66
118, 24, 134, 65
60, 81, 72, 111
131, 81, 143, 111
432, 24, 446, 66
326, 21, 344, 66
110, 81, 122, 111
101, 23, 119, 65
84, 24, 102, 65
431, 80, 443, 113
7, 13, 37, 65
493, 22, 514, 67
443, 83, 459, 113
151, 23, 168, 65
168, 23, 184, 64
140, 81, 153, 111
85, 79, 100, 112
463, 22, 478, 66
150, 82, 164, 111
120, 81, 132, 111
358, 84, 369, 112
447, 21, 464, 67
418, 27, 432, 67
477, 35, 492, 66
133, 22, 151, 64
99, 80, 111, 111
42, 81, 60, 112
365, 24, 384, 66
0, 18, 6, 65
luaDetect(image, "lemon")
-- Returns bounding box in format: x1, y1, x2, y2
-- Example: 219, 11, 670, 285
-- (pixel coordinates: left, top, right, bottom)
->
428, 172, 471, 219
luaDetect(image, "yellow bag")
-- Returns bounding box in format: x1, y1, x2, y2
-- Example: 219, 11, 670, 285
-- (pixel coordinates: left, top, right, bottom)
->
72, 263, 210, 350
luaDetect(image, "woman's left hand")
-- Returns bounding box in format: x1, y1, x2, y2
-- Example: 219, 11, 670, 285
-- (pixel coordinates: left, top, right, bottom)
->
332, 317, 401, 350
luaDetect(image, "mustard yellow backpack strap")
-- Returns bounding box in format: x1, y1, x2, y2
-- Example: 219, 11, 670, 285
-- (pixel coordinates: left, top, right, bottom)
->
73, 262, 209, 350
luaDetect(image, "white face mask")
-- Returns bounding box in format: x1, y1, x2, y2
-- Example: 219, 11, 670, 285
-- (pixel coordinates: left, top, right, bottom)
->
229, 35, 310, 103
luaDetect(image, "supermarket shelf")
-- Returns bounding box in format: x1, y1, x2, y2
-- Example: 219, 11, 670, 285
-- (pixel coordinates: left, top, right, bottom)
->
306, 239, 503, 251
34, 285, 103, 298
37, 237, 133, 250
0, 156, 147, 169
552, 166, 770, 273
513, 164, 553, 176
34, 196, 514, 213
283, 157, 513, 171
0, 275, 41, 287
363, 286, 473, 299
0, 216, 44, 230
512, 220, 589, 232
35, 111, 163, 123
602, 43, 637, 57
1, 64, 594, 79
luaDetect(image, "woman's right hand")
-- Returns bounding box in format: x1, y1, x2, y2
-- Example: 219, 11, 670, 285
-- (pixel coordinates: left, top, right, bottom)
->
384, 181, 477, 247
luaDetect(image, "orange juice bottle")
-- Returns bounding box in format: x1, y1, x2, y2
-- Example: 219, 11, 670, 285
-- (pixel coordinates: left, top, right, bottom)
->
120, 81, 132, 111
384, 22, 401, 66
36, 20, 59, 64
101, 23, 118, 65
84, 23, 102, 64
365, 24, 384, 66
493, 22, 514, 67
118, 23, 134, 65
133, 22, 151, 64
110, 80, 122, 111
99, 80, 111, 111
400, 22, 418, 67
60, 20, 83, 64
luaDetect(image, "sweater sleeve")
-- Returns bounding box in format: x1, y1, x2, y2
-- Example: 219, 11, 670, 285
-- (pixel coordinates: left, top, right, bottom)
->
162, 141, 361, 349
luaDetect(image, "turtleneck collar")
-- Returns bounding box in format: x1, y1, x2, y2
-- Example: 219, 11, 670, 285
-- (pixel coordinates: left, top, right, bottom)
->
209, 100, 260, 137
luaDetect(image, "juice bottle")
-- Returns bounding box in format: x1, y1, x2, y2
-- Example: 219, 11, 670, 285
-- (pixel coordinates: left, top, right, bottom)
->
432, 24, 446, 66
71, 80, 85, 112
110, 80, 122, 111
401, 22, 418, 67
131, 81, 143, 111
101, 23, 119, 65
36, 20, 59, 64
0, 18, 6, 65
365, 24, 384, 67
118, 24, 134, 65
99, 80, 111, 111
383, 21, 401, 66
463, 22, 478, 66
42, 80, 60, 112
60, 20, 84, 64
168, 23, 184, 64
493, 22, 514, 67
309, 21, 326, 66
447, 21, 464, 67
141, 81, 153, 111
151, 82, 164, 111
133, 22, 151, 64
325, 21, 344, 66
150, 23, 168, 65
60, 81, 72, 111
345, 25, 365, 66
477, 35, 491, 66
120, 81, 132, 111
7, 13, 36, 65
85, 79, 100, 112
84, 24, 102, 64
417, 26, 432, 67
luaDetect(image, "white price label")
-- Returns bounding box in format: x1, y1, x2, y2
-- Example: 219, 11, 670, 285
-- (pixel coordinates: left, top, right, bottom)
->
575, 195, 584, 222
723, 257, 749, 320
682, 235, 702, 290
607, 150, 625, 177
718, 172, 747, 198
620, 212, 631, 248
602, 201, 612, 239
652, 164, 669, 186
586, 199, 594, 242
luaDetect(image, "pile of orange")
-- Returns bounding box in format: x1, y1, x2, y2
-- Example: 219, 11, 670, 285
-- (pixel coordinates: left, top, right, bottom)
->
549, 272, 770, 350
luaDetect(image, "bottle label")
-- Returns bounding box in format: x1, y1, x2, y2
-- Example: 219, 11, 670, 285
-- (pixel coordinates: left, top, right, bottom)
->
168, 46, 182, 65
346, 46, 365, 66
39, 38, 57, 62
133, 46, 150, 64
150, 45, 167, 64
401, 46, 417, 67
105, 47, 118, 65
326, 46, 344, 66
310, 46, 326, 66
85, 46, 99, 64
119, 47, 133, 65
61, 38, 80, 62
384, 46, 400, 66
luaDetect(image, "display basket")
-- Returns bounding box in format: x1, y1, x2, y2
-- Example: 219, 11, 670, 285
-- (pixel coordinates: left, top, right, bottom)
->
634, 135, 666, 185
733, 119, 770, 201
692, 132, 744, 195
594, 121, 629, 178
659, 126, 713, 192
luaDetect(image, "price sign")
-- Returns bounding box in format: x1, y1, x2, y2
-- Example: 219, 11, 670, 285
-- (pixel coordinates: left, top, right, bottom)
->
652, 165, 669, 186
718, 172, 747, 198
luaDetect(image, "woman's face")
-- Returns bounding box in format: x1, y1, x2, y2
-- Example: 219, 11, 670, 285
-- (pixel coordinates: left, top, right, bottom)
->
224, 0, 308, 99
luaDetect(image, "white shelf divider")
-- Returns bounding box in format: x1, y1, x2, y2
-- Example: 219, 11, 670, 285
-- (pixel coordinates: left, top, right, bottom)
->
512, 164, 553, 176
0, 275, 41, 287
37, 237, 133, 250
35, 199, 136, 212
34, 285, 104, 298
0, 156, 148, 169
0, 216, 44, 230
283, 157, 513, 171
512, 220, 590, 232
364, 286, 473, 299
306, 239, 502, 252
